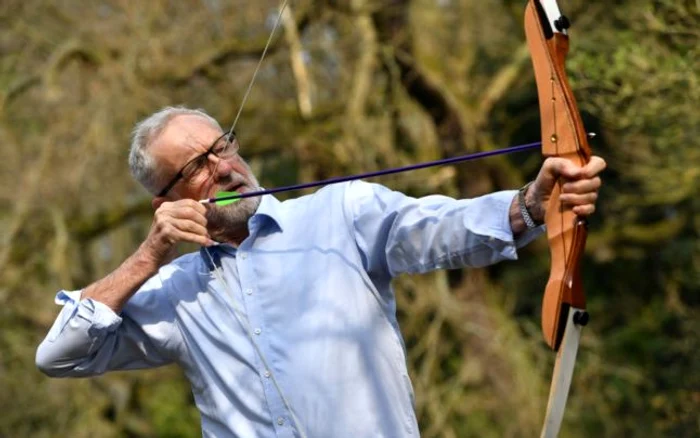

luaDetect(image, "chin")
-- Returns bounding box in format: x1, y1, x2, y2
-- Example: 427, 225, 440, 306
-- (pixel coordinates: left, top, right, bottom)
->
207, 195, 261, 233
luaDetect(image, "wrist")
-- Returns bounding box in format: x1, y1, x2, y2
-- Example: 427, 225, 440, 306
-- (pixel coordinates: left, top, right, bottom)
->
134, 244, 167, 274
519, 182, 544, 228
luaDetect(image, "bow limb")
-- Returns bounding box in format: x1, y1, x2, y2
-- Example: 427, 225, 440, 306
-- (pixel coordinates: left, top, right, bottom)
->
524, 0, 593, 435
541, 306, 586, 438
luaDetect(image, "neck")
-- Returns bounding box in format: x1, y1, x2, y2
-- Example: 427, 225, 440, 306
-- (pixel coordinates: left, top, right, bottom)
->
212, 226, 249, 247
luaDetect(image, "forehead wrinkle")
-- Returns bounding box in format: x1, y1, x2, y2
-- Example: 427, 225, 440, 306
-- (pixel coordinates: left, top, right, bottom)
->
165, 114, 223, 152
182, 132, 209, 153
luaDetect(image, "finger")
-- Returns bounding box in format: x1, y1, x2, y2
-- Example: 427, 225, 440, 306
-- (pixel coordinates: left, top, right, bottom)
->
572, 204, 596, 216
560, 191, 598, 205
166, 199, 208, 217
157, 220, 212, 245
534, 157, 577, 194
167, 227, 215, 247
152, 213, 209, 242
537, 159, 584, 195
170, 207, 208, 228
547, 157, 584, 179
580, 156, 607, 178
171, 219, 210, 238
158, 202, 208, 227
159, 199, 207, 214
561, 177, 602, 194
178, 198, 208, 215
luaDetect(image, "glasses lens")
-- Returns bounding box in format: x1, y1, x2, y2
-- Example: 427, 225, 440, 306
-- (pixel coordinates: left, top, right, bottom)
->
182, 155, 208, 180
215, 133, 238, 157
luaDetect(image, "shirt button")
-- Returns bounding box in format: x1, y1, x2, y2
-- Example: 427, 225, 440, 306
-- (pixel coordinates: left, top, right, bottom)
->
240, 252, 247, 259
254, 328, 262, 335
277, 417, 284, 426
263, 370, 271, 378
244, 288, 253, 295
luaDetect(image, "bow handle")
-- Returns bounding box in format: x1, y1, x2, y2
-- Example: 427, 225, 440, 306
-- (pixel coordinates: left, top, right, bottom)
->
525, 0, 592, 351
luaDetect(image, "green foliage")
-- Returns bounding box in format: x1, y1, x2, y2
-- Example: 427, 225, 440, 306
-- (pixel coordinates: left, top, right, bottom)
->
139, 369, 202, 437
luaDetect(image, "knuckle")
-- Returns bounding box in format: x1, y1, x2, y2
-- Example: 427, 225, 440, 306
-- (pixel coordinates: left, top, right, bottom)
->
161, 223, 173, 235
153, 215, 167, 230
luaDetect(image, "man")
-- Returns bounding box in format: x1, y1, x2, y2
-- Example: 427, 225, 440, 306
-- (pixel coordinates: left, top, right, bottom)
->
36, 106, 605, 437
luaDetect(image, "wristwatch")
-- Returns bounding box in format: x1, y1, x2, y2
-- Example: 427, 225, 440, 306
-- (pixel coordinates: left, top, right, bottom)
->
518, 182, 543, 229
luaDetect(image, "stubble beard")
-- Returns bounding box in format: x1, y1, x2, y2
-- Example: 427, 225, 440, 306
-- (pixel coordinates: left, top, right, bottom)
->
206, 173, 262, 244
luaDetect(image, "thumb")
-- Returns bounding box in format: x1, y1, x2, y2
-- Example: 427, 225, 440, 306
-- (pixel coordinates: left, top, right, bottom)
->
533, 157, 583, 195
545, 156, 584, 179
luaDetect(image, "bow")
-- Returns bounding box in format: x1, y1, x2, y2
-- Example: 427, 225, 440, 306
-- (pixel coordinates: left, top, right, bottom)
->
524, 1, 593, 436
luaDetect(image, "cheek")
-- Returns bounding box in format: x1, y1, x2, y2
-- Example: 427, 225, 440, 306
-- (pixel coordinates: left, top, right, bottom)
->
191, 173, 210, 187
231, 158, 254, 178
182, 173, 213, 197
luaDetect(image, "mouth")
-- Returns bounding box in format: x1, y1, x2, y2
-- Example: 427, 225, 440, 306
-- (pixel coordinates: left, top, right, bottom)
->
223, 181, 246, 193
211, 183, 245, 206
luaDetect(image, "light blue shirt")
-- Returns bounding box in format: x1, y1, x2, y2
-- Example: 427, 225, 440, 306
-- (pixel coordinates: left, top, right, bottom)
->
36, 181, 542, 438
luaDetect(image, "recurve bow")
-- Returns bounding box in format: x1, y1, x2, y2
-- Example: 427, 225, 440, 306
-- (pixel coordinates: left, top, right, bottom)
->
524, 1, 593, 436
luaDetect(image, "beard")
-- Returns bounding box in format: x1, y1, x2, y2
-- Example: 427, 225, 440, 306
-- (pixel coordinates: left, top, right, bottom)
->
206, 171, 262, 243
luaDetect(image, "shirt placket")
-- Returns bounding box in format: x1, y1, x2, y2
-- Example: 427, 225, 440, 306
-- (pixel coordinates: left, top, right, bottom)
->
236, 241, 298, 438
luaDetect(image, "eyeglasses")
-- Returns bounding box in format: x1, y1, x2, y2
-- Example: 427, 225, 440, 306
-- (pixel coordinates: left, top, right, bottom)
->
157, 131, 239, 197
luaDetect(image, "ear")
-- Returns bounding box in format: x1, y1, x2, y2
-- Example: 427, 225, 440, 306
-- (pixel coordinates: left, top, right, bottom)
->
152, 197, 166, 210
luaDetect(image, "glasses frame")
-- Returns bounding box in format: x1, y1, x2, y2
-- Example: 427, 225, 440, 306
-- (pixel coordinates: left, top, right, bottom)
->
157, 131, 238, 197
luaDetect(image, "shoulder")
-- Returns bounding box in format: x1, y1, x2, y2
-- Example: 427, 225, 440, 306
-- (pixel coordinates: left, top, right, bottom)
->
280, 181, 392, 208
276, 181, 394, 218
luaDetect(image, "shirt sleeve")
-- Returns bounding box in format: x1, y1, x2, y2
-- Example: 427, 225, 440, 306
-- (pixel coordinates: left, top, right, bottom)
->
36, 272, 181, 378
346, 181, 544, 277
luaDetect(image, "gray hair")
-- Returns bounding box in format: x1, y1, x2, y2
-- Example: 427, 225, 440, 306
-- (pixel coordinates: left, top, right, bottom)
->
129, 106, 222, 194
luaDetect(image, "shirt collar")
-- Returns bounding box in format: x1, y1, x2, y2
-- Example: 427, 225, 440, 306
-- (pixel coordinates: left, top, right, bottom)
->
251, 193, 284, 233
199, 193, 285, 267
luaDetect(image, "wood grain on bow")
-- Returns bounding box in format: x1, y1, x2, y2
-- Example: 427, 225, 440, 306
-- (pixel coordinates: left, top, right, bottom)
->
524, 1, 593, 436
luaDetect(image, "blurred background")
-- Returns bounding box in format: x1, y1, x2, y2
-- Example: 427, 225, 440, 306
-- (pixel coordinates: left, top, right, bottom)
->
1, 0, 698, 437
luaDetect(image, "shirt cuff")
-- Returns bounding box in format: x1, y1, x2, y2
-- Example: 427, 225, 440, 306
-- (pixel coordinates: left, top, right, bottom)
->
489, 189, 545, 253
50, 290, 123, 340
515, 224, 546, 249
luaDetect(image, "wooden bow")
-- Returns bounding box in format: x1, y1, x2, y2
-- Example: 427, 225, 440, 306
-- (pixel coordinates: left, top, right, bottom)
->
524, 1, 593, 436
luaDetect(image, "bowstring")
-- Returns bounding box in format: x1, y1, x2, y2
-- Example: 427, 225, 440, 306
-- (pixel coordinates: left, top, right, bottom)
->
227, 0, 289, 138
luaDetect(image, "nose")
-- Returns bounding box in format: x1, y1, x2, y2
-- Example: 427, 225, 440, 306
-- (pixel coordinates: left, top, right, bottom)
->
208, 153, 233, 180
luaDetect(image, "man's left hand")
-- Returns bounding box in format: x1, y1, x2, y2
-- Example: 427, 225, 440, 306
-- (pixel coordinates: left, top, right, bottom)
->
526, 156, 607, 222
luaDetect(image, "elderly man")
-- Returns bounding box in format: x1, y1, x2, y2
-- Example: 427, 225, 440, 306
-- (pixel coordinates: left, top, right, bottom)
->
37, 106, 605, 437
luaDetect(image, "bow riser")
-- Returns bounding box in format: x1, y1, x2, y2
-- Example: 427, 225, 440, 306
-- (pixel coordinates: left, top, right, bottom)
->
542, 207, 588, 350
525, 0, 592, 351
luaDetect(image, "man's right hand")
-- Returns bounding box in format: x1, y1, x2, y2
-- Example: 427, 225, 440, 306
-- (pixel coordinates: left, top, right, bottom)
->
80, 199, 212, 312
140, 199, 214, 267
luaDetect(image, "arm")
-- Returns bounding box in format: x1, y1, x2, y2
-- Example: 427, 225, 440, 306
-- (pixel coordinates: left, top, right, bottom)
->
347, 181, 544, 278
82, 198, 213, 313
348, 153, 606, 278
35, 276, 179, 377
80, 247, 160, 312
36, 199, 212, 377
